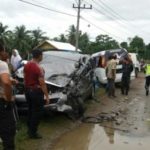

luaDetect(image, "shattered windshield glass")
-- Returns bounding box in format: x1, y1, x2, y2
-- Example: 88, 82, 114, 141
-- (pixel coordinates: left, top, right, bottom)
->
40, 51, 90, 87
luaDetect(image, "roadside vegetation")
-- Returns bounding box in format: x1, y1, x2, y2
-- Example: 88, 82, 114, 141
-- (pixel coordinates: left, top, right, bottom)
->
0, 113, 78, 150
0, 88, 105, 150
0, 22, 150, 59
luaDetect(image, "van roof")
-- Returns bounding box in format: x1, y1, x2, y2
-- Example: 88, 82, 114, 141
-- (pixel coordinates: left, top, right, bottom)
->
129, 53, 138, 62
91, 48, 127, 57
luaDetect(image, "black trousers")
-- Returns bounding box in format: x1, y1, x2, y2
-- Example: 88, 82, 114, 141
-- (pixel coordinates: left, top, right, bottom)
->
25, 89, 44, 136
107, 78, 115, 96
0, 100, 16, 150
145, 76, 150, 91
121, 76, 130, 95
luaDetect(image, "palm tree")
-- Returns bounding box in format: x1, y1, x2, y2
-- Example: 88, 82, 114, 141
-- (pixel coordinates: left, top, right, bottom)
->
0, 22, 12, 50
59, 34, 67, 42
79, 33, 90, 53
67, 25, 76, 46
13, 25, 31, 54
31, 28, 48, 49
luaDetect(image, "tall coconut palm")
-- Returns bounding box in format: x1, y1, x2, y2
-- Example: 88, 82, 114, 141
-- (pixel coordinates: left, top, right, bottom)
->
31, 28, 48, 49
59, 34, 67, 42
13, 25, 31, 54
79, 33, 90, 53
53, 34, 67, 42
67, 25, 76, 46
0, 22, 12, 50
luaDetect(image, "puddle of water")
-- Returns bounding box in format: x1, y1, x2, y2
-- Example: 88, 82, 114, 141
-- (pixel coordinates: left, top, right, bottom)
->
52, 93, 150, 150
52, 123, 150, 150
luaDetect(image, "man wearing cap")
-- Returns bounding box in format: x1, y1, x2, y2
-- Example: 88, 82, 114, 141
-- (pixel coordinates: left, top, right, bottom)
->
0, 42, 16, 150
24, 49, 49, 139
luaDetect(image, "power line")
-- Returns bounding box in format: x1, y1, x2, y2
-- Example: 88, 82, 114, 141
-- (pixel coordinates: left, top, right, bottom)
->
98, 0, 128, 21
72, 1, 126, 41
84, 1, 132, 37
90, 0, 136, 36
96, 0, 150, 35
80, 16, 126, 41
72, 5, 126, 41
18, 0, 127, 41
18, 0, 76, 17
68, 0, 78, 4
80, 1, 133, 38
81, 7, 132, 38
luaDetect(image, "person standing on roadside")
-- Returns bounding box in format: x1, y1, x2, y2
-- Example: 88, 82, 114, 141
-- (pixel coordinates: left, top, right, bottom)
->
10, 49, 22, 72
106, 55, 117, 98
24, 49, 49, 139
144, 63, 150, 96
121, 56, 133, 97
0, 42, 16, 150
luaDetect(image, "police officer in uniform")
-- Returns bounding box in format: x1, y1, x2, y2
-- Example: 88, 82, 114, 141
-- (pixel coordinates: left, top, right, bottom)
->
0, 42, 16, 150
144, 64, 150, 96
24, 49, 49, 139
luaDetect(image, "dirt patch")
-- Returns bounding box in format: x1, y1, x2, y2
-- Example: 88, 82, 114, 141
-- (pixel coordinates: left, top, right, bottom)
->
52, 73, 150, 150
1, 73, 148, 150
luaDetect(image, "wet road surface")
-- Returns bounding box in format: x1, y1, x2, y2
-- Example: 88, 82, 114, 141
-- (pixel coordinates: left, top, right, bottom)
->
52, 73, 150, 150
52, 123, 150, 150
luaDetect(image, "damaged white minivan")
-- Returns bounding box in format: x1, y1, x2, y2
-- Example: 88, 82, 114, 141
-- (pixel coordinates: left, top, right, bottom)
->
15, 51, 94, 118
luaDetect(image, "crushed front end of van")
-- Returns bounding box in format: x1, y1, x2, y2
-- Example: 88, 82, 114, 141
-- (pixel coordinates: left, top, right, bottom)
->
14, 51, 94, 118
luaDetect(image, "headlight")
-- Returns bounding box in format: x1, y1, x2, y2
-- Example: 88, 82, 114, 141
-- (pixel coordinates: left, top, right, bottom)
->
57, 93, 67, 105
69, 80, 74, 87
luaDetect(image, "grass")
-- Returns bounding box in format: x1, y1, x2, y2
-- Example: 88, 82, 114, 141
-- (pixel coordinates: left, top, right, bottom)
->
0, 87, 106, 150
0, 113, 75, 150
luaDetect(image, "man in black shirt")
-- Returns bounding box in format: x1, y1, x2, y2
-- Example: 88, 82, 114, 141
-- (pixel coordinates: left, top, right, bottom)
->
121, 57, 133, 96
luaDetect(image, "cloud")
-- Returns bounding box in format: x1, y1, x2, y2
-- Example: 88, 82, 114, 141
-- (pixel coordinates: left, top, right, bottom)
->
1, 0, 150, 44
104, 0, 150, 21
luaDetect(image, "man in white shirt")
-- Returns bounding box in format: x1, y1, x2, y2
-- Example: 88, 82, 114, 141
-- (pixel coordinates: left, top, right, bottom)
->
0, 42, 16, 150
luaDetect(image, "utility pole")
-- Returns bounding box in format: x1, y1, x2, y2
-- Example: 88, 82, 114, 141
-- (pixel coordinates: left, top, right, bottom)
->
73, 0, 92, 51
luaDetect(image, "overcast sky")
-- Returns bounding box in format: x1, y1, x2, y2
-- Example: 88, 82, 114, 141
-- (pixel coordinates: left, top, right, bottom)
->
1, 0, 150, 44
